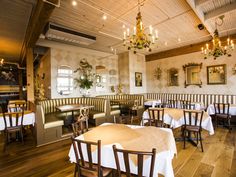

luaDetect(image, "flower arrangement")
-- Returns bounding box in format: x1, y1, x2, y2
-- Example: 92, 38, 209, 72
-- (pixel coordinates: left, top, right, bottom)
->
74, 59, 96, 90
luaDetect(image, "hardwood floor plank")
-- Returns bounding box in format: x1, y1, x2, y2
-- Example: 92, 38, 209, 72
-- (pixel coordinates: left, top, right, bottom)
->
0, 127, 235, 177
193, 162, 214, 177
211, 145, 234, 177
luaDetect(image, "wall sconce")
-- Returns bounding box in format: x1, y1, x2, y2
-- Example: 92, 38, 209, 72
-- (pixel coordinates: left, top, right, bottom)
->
233, 64, 236, 75
154, 66, 162, 80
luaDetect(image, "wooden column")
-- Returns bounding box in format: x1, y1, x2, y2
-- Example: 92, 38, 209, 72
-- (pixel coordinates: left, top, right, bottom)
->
18, 69, 23, 99
26, 48, 34, 102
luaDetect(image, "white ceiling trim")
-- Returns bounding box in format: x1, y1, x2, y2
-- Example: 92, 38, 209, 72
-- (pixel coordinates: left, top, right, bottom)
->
204, 1, 236, 21
187, 0, 213, 33
195, 0, 212, 7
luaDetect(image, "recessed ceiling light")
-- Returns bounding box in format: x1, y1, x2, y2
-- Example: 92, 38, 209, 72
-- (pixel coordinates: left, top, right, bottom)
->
122, 24, 126, 28
164, 41, 168, 46
102, 14, 107, 20
178, 37, 181, 42
72, 0, 77, 6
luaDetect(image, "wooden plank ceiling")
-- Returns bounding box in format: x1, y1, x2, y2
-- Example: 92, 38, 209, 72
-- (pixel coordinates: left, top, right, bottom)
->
1, 0, 236, 63
49, 0, 212, 54
0, 0, 35, 62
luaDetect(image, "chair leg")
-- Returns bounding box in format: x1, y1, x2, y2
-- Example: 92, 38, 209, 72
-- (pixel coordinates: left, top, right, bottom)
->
74, 165, 78, 177
20, 129, 24, 144
196, 132, 199, 145
131, 115, 134, 125
3, 133, 8, 152
199, 131, 204, 152
85, 118, 89, 131
113, 116, 116, 124
228, 118, 231, 133
183, 130, 186, 149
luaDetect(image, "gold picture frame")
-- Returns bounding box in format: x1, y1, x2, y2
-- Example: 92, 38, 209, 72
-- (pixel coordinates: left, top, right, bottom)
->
135, 72, 142, 87
207, 64, 226, 85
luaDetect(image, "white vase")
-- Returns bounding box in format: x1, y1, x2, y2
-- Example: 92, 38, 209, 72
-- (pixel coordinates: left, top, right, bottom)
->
80, 88, 90, 97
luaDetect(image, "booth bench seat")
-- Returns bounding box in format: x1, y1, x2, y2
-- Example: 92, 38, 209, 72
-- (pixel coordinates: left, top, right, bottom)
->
36, 97, 108, 146
96, 94, 145, 119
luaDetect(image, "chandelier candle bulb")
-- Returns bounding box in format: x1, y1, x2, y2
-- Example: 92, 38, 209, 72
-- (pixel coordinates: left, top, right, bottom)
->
133, 26, 136, 35
123, 31, 126, 39
155, 30, 158, 38
227, 38, 230, 45
152, 36, 155, 44
149, 25, 153, 35
206, 43, 209, 50
127, 28, 130, 37
140, 21, 143, 30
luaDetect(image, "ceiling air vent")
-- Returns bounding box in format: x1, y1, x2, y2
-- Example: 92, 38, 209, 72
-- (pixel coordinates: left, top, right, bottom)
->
44, 23, 96, 46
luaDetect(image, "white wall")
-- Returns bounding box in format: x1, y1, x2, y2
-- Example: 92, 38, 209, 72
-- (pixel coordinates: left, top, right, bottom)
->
129, 52, 147, 94
36, 39, 120, 99
146, 50, 236, 94
118, 51, 147, 94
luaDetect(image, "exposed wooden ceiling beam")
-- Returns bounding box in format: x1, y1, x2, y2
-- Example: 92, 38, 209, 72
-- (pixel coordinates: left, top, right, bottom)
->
204, 2, 236, 21
20, 0, 59, 64
146, 33, 236, 61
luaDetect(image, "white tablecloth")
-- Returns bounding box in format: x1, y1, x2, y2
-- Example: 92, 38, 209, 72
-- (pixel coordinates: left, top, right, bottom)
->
69, 123, 177, 177
144, 99, 162, 107
142, 109, 214, 135
207, 104, 236, 116
0, 112, 35, 131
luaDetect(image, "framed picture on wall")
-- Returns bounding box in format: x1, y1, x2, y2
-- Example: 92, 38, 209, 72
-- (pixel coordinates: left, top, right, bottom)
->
135, 72, 142, 87
207, 64, 226, 85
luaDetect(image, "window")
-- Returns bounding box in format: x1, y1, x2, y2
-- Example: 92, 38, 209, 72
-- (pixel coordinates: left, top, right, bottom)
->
57, 65, 73, 95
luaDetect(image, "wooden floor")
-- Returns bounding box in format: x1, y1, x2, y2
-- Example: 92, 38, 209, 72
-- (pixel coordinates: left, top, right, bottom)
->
0, 127, 236, 177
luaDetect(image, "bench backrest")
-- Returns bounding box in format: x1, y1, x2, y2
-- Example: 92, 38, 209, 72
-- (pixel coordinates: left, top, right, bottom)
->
145, 93, 236, 107
96, 94, 144, 107
38, 97, 107, 115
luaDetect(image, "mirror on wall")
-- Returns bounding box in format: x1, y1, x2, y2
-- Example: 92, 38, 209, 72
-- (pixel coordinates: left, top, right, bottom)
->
167, 68, 179, 86
183, 63, 202, 88
96, 65, 108, 92
57, 65, 73, 95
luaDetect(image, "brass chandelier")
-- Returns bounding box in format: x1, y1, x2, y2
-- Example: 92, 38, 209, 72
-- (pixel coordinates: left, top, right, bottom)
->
201, 16, 234, 59
123, 0, 158, 54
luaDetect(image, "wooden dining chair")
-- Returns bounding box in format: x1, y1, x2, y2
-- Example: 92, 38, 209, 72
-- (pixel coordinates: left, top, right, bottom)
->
72, 119, 89, 137
71, 138, 113, 177
179, 100, 195, 110
8, 102, 27, 113
112, 145, 156, 177
167, 99, 178, 108
130, 100, 141, 125
182, 110, 204, 152
74, 107, 89, 131
143, 108, 165, 127
213, 103, 231, 131
2, 106, 25, 151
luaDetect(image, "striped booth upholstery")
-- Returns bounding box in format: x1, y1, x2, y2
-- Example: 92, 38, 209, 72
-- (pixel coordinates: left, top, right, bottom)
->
36, 97, 108, 146
96, 94, 145, 119
38, 97, 108, 127
145, 93, 236, 108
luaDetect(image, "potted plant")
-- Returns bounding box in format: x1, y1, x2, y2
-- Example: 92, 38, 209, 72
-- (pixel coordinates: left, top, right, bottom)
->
74, 59, 96, 96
